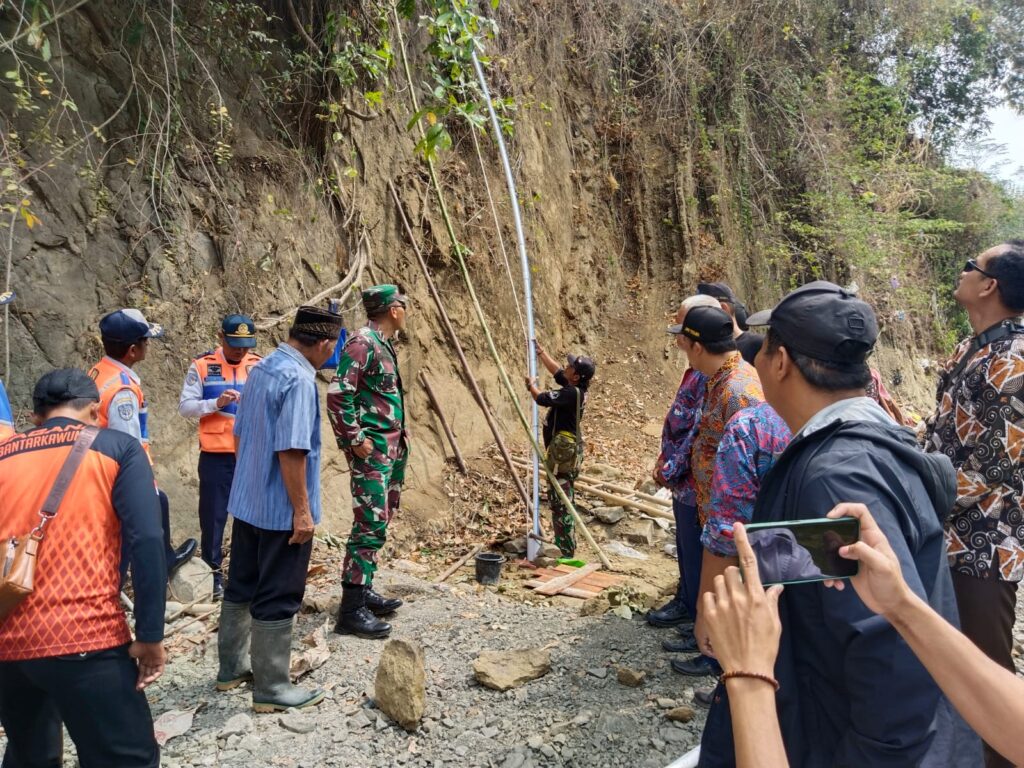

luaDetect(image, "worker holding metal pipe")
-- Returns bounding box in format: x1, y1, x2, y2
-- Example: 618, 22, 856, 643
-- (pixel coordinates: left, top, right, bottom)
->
526, 342, 596, 558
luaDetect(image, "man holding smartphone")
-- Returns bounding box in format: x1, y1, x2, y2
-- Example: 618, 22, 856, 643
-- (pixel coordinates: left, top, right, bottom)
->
698, 281, 979, 767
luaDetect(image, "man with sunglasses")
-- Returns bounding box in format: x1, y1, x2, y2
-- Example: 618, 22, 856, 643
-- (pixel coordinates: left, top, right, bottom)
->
90, 309, 198, 580
327, 285, 410, 640
923, 240, 1024, 768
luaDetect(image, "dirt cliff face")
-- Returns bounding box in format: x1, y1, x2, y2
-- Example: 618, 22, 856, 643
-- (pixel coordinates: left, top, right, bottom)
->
0, 0, 956, 533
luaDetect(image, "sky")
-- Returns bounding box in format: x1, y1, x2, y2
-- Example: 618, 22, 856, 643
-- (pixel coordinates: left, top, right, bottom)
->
952, 104, 1024, 189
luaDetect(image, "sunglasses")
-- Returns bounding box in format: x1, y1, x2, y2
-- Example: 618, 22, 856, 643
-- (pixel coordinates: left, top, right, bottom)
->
964, 259, 996, 279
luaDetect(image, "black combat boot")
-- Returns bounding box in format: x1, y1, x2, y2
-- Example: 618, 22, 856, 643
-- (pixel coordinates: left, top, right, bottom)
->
364, 587, 402, 617
334, 584, 391, 639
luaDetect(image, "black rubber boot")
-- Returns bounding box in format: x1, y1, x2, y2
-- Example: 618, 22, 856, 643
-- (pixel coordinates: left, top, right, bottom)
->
365, 587, 403, 617
334, 584, 392, 639
250, 617, 325, 713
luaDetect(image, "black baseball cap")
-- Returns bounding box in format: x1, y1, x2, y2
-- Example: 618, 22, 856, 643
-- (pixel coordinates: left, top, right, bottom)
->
222, 314, 257, 348
99, 309, 165, 343
745, 281, 877, 364
32, 368, 100, 413
667, 305, 734, 343
697, 282, 738, 304
567, 354, 596, 381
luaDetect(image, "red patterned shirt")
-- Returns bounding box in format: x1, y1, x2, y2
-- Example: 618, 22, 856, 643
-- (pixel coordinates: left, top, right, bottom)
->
924, 326, 1024, 581
691, 353, 764, 524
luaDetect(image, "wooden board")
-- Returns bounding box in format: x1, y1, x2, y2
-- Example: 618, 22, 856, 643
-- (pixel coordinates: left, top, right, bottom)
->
534, 563, 601, 596
524, 564, 624, 598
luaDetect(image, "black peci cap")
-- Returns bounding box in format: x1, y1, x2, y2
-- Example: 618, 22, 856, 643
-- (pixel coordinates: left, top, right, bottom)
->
291, 305, 343, 340
667, 305, 734, 344
745, 281, 877, 364
32, 368, 100, 413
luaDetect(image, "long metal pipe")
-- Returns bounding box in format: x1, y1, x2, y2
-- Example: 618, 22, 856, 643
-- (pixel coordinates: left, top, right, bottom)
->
470, 49, 542, 544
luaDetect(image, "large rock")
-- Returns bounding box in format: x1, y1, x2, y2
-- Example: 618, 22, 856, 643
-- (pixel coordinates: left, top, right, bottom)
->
375, 639, 426, 731
168, 557, 213, 604
621, 519, 655, 547
473, 648, 551, 691
594, 506, 627, 525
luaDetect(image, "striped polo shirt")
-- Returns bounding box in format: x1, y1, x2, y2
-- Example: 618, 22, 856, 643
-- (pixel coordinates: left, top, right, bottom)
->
228, 342, 322, 531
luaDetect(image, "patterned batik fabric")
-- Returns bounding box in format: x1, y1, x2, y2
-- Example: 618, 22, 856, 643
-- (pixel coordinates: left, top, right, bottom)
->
657, 368, 706, 506
701, 402, 792, 557
326, 321, 406, 459
691, 353, 765, 526
924, 331, 1024, 582
342, 443, 409, 586
547, 472, 576, 557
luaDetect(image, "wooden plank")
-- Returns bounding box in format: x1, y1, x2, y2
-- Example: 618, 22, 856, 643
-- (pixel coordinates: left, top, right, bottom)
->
541, 566, 622, 586
524, 580, 603, 598
534, 563, 602, 596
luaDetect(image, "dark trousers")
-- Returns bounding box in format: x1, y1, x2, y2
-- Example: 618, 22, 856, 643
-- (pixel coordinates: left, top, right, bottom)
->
158, 489, 175, 564
673, 499, 702, 618
198, 451, 235, 575
952, 570, 1019, 768
0, 645, 159, 768
224, 518, 312, 620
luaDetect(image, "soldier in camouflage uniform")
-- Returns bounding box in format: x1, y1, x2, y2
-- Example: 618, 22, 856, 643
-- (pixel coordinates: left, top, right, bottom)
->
326, 284, 409, 639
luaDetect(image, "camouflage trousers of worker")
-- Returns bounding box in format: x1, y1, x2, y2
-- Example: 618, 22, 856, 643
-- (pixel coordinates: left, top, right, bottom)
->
342, 443, 408, 586
547, 471, 576, 558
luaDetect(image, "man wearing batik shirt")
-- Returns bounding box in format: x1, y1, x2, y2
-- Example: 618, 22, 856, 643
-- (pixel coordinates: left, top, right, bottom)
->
667, 304, 764, 678
648, 294, 718, 634
691, 400, 790, 706
923, 240, 1024, 768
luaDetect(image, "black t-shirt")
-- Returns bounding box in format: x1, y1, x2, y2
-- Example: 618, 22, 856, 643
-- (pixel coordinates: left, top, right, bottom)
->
736, 331, 764, 366
536, 369, 586, 446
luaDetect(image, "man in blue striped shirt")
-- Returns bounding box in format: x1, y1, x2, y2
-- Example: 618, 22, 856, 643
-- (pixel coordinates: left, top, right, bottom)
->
216, 305, 342, 713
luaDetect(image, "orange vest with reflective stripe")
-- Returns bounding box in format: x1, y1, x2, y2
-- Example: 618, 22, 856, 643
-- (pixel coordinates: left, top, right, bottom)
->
194, 349, 262, 453
88, 357, 151, 462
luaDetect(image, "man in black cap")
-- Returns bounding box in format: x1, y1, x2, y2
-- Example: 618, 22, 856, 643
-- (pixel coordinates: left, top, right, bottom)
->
526, 342, 597, 558
665, 304, 764, 678
217, 305, 342, 712
697, 282, 764, 365
0, 369, 166, 767
698, 281, 979, 767
89, 308, 197, 579
179, 314, 263, 599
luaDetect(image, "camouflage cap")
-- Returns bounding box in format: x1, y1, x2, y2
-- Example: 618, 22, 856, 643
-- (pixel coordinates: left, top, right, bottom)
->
362, 284, 408, 315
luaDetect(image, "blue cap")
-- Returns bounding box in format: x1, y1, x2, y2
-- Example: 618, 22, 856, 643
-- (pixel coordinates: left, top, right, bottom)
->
0, 290, 15, 306
99, 309, 165, 343
222, 314, 257, 348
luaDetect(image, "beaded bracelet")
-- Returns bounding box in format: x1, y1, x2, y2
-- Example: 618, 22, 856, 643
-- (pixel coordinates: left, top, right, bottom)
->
720, 670, 781, 692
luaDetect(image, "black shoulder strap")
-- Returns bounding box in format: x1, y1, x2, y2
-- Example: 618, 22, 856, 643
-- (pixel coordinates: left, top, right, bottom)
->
37, 426, 99, 533
945, 321, 1024, 388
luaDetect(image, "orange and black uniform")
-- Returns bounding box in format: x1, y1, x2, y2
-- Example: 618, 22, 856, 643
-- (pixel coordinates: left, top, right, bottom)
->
0, 419, 165, 767
178, 348, 261, 585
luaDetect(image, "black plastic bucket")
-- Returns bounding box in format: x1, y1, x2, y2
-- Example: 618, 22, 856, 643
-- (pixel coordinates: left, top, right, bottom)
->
474, 552, 505, 585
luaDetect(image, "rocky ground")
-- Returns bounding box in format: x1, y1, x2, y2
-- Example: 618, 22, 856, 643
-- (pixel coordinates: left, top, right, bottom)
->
152, 564, 705, 768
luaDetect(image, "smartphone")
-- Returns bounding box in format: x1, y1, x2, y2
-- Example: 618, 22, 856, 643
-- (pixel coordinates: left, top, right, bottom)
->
742, 517, 860, 586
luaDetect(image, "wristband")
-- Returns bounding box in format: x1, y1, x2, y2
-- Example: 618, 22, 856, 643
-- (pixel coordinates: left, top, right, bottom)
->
720, 670, 780, 691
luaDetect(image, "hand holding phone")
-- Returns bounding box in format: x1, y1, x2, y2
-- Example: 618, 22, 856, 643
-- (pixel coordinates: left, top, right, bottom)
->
743, 517, 860, 586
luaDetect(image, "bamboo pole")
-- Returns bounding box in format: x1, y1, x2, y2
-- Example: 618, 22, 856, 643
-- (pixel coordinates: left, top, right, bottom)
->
510, 458, 671, 507
388, 181, 530, 512
419, 371, 467, 474
392, 16, 612, 571
573, 481, 675, 521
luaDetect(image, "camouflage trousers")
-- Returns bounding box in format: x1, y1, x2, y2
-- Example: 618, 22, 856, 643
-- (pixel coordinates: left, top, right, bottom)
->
342, 443, 408, 586
547, 471, 576, 558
